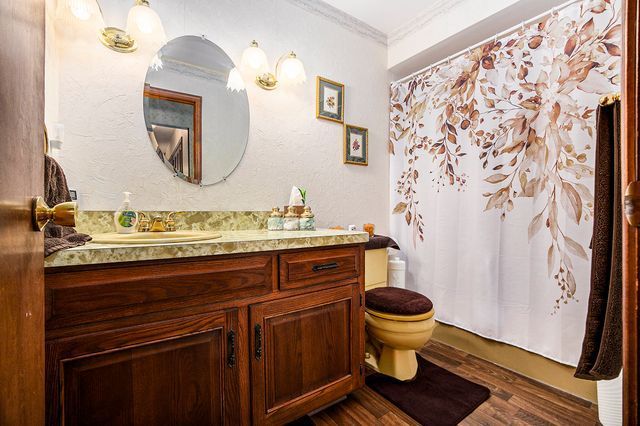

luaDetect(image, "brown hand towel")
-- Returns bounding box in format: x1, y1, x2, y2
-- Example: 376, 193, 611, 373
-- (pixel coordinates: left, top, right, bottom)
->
574, 102, 622, 380
44, 155, 91, 257
365, 234, 400, 251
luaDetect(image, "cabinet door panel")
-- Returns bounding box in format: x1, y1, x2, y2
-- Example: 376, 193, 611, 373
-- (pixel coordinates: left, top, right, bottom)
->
251, 285, 362, 425
267, 300, 351, 408
63, 332, 221, 426
47, 311, 239, 426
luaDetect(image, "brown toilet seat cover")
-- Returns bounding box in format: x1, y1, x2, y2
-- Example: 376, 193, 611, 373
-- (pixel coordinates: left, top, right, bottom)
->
365, 287, 433, 316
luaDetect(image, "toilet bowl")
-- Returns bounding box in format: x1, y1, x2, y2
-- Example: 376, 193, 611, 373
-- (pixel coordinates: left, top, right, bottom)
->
364, 287, 436, 381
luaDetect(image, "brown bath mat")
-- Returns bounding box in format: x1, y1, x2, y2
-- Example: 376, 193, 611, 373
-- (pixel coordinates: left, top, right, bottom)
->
366, 355, 490, 425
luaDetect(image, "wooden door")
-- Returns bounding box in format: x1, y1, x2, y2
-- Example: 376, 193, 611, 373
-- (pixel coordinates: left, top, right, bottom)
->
250, 284, 363, 425
0, 0, 45, 424
622, 0, 639, 423
47, 310, 240, 425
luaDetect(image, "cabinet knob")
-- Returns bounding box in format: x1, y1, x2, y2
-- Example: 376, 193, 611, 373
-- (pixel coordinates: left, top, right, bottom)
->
312, 262, 339, 272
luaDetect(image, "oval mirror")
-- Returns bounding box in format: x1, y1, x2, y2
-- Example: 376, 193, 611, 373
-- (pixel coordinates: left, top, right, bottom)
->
143, 35, 249, 185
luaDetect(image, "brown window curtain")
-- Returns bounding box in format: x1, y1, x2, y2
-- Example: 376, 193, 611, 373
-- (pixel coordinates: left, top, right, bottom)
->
575, 101, 623, 380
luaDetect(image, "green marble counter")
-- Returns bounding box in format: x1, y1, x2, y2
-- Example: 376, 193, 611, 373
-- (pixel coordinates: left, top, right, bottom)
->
45, 229, 369, 268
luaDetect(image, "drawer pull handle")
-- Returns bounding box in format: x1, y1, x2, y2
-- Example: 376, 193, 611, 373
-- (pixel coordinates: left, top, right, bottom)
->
312, 262, 339, 272
227, 330, 236, 368
255, 324, 262, 360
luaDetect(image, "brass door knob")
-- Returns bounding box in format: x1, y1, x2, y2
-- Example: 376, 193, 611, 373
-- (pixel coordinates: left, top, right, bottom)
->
625, 181, 640, 227
32, 196, 77, 231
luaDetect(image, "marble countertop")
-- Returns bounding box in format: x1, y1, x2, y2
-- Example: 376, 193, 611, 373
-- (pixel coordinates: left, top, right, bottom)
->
44, 229, 369, 268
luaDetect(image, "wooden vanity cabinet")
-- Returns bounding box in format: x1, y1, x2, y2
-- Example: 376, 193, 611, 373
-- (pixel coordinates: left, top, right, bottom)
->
45, 244, 365, 425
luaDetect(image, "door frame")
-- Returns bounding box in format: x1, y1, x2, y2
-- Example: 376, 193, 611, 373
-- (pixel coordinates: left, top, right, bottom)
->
622, 0, 639, 423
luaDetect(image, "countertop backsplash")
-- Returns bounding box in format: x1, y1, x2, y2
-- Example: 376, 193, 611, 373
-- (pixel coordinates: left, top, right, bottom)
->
75, 211, 271, 235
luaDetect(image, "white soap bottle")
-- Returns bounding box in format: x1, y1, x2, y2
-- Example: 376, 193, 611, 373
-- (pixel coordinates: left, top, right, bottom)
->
113, 192, 139, 234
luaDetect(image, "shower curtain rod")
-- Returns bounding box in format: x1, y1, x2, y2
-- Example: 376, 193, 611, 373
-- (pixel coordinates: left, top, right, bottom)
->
393, 0, 587, 85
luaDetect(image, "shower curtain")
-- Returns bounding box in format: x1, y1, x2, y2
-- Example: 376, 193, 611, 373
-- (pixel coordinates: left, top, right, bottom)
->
389, 0, 621, 365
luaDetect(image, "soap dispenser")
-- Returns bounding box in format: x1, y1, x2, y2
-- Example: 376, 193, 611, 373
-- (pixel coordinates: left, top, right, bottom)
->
113, 192, 139, 234
299, 206, 316, 231
284, 206, 300, 231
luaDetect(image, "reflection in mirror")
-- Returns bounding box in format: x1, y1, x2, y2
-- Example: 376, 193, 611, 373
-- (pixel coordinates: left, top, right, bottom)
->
144, 86, 202, 183
144, 35, 249, 186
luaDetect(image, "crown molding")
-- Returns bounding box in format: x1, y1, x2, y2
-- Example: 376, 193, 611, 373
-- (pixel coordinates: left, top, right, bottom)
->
284, 0, 387, 46
161, 57, 227, 84
388, 0, 468, 46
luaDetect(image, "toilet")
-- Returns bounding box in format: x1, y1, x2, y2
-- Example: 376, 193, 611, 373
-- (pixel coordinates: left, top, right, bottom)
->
364, 287, 436, 381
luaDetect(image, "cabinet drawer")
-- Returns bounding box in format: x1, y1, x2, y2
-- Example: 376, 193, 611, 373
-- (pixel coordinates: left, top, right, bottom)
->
279, 247, 361, 290
46, 255, 275, 329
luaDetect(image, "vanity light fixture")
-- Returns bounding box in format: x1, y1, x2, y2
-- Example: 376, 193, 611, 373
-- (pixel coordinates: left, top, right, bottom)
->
226, 68, 246, 92
67, 0, 99, 21
64, 0, 165, 53
150, 52, 163, 71
239, 40, 307, 90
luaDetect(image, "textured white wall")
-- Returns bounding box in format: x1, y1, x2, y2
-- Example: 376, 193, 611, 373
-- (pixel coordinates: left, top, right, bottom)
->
47, 0, 390, 232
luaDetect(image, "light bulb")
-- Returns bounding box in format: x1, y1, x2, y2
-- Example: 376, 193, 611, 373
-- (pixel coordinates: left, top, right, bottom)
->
240, 41, 268, 74
278, 52, 306, 85
127, 1, 165, 44
68, 0, 94, 20
226, 68, 246, 92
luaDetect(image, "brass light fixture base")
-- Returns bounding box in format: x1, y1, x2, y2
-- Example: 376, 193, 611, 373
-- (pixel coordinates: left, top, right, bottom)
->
256, 72, 278, 90
99, 27, 137, 53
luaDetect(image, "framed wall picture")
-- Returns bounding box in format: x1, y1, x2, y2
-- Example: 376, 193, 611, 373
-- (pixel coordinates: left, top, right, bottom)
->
316, 76, 344, 123
344, 124, 368, 166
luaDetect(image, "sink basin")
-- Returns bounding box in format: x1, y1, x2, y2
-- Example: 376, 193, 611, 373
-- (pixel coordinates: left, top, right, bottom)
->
90, 231, 222, 244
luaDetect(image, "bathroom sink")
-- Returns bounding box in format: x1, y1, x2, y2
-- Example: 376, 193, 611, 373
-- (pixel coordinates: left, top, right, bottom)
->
90, 231, 222, 244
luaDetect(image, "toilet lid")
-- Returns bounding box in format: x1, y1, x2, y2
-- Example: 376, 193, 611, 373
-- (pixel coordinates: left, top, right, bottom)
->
365, 287, 433, 316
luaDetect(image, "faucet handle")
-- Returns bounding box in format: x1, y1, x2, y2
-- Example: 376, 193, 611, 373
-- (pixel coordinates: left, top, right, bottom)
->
166, 211, 182, 220
138, 212, 150, 232
165, 211, 182, 232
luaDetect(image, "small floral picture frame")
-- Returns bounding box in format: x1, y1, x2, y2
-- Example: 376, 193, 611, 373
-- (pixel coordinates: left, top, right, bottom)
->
344, 124, 368, 166
316, 76, 344, 123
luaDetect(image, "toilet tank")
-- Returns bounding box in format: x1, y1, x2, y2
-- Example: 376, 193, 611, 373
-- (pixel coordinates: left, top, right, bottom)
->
365, 248, 388, 291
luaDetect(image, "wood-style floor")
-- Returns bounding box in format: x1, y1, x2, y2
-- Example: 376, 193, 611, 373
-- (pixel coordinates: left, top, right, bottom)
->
305, 341, 600, 425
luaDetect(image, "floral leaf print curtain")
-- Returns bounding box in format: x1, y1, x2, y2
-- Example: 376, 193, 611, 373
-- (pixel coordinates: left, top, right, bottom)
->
389, 0, 620, 364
